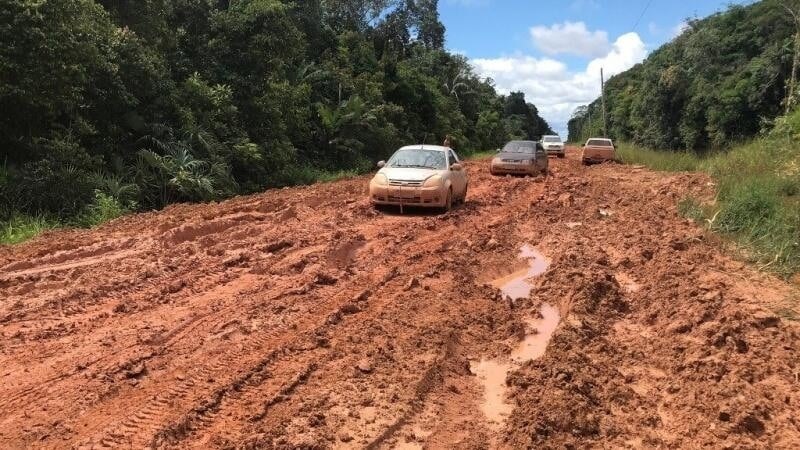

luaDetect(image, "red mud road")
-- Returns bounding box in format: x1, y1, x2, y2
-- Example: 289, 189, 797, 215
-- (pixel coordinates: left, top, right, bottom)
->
1, 148, 798, 449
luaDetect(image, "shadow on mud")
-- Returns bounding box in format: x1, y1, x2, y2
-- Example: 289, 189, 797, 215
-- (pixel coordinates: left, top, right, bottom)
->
374, 203, 467, 217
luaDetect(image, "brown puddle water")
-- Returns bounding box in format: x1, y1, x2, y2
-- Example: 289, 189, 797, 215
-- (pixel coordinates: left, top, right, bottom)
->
471, 246, 560, 429
490, 245, 550, 300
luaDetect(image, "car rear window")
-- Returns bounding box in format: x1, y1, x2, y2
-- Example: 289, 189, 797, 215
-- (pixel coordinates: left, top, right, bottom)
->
587, 139, 613, 147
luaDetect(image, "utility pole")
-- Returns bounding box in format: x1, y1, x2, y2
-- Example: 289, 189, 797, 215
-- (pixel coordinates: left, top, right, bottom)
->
601, 68, 608, 138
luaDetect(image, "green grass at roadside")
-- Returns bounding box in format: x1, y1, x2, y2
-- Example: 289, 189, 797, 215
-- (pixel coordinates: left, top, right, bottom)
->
0, 214, 58, 245
465, 149, 497, 160
617, 112, 800, 277
616, 143, 704, 172
0, 165, 364, 246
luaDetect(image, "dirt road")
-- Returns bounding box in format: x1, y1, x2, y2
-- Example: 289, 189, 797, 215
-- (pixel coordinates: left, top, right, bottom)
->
1, 148, 798, 449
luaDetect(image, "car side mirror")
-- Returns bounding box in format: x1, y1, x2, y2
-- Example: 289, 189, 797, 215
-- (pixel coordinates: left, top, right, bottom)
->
451, 163, 463, 171
377, 160, 385, 169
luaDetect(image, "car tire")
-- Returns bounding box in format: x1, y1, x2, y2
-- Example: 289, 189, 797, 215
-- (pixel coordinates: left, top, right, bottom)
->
443, 188, 453, 212
557, 153, 565, 158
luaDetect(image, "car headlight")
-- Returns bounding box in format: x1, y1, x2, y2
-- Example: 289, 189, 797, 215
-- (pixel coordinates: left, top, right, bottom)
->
423, 175, 443, 187
492, 157, 501, 164
372, 174, 388, 186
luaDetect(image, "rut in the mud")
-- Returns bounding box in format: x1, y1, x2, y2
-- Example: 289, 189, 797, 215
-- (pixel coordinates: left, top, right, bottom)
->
0, 148, 798, 449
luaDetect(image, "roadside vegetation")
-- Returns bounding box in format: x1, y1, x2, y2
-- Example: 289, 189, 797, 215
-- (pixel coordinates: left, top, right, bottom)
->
0, 0, 553, 245
568, 1, 796, 150
566, 0, 800, 278
616, 110, 800, 277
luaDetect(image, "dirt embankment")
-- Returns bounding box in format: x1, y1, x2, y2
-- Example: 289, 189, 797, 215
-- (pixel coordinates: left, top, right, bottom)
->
0, 148, 798, 449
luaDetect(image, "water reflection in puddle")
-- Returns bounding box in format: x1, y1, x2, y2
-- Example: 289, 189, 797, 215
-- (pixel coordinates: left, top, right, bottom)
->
472, 246, 560, 429
490, 245, 550, 301
470, 359, 514, 425
512, 304, 560, 363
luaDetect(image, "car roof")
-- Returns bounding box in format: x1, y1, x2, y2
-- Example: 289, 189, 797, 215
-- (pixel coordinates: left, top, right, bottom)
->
398, 144, 449, 152
542, 135, 560, 138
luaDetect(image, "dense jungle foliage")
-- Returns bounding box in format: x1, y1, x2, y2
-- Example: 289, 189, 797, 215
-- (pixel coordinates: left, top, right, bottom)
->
568, 0, 797, 149
0, 0, 553, 225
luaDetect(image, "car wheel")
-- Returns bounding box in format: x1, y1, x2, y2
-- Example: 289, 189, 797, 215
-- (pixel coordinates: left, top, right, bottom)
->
443, 188, 453, 212
558, 153, 565, 158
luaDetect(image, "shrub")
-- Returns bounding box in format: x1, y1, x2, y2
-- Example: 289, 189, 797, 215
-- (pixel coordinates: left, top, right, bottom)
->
16, 137, 100, 216
617, 110, 800, 277
76, 191, 131, 228
0, 214, 57, 245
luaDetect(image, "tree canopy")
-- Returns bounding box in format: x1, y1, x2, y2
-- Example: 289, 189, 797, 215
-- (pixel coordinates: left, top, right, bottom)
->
568, 0, 795, 150
0, 0, 552, 220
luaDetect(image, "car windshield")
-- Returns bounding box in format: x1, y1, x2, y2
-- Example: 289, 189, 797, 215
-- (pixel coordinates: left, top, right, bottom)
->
502, 141, 537, 154
587, 139, 613, 147
543, 137, 561, 143
387, 149, 446, 169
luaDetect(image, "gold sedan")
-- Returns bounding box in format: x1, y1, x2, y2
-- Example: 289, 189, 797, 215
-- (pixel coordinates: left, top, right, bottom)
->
369, 145, 468, 212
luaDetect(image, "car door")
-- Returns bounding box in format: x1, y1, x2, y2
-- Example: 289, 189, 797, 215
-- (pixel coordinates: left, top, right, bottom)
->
448, 150, 467, 196
536, 142, 548, 171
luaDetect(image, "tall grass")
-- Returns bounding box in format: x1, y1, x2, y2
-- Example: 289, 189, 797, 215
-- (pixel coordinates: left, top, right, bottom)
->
616, 143, 703, 172
465, 150, 498, 160
617, 112, 800, 277
0, 214, 58, 245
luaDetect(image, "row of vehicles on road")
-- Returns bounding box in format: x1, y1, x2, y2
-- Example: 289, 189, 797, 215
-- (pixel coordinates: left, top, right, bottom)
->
368, 135, 616, 211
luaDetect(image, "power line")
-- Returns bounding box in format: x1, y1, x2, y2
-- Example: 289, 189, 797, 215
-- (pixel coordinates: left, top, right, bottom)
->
632, 0, 654, 32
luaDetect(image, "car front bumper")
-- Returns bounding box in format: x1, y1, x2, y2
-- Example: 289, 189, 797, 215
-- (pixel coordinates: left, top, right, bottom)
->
490, 162, 541, 175
546, 147, 565, 155
582, 156, 615, 164
369, 183, 447, 207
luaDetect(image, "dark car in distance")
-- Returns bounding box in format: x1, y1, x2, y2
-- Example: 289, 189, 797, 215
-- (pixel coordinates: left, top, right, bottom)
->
490, 140, 548, 176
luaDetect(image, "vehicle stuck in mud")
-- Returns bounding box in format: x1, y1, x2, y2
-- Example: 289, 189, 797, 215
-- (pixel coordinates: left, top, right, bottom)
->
490, 140, 548, 176
1, 155, 798, 449
581, 138, 617, 165
542, 135, 566, 158
369, 145, 468, 211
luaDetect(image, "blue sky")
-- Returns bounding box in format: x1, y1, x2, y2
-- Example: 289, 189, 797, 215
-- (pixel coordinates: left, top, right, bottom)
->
438, 0, 754, 135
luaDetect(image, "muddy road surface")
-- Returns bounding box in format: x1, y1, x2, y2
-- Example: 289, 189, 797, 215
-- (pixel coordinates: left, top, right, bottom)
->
1, 148, 798, 449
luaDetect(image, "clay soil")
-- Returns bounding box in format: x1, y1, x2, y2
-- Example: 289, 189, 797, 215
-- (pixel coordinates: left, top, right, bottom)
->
1, 148, 798, 449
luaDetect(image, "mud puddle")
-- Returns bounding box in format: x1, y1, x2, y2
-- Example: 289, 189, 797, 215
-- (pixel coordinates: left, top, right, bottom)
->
490, 245, 550, 300
472, 246, 559, 428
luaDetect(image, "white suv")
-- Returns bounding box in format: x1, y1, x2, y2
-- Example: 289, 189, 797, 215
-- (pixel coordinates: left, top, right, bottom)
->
541, 135, 565, 158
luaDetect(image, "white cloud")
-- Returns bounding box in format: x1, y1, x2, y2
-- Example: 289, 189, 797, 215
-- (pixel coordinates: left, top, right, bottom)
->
672, 21, 690, 37
471, 32, 647, 136
530, 21, 610, 58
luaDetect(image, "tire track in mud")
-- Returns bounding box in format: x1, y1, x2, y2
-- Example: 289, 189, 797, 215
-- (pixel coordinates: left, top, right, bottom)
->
4, 153, 796, 449
0, 269, 261, 418
142, 188, 532, 447
365, 332, 459, 450
137, 249, 421, 447
1, 163, 562, 449
73, 259, 394, 448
